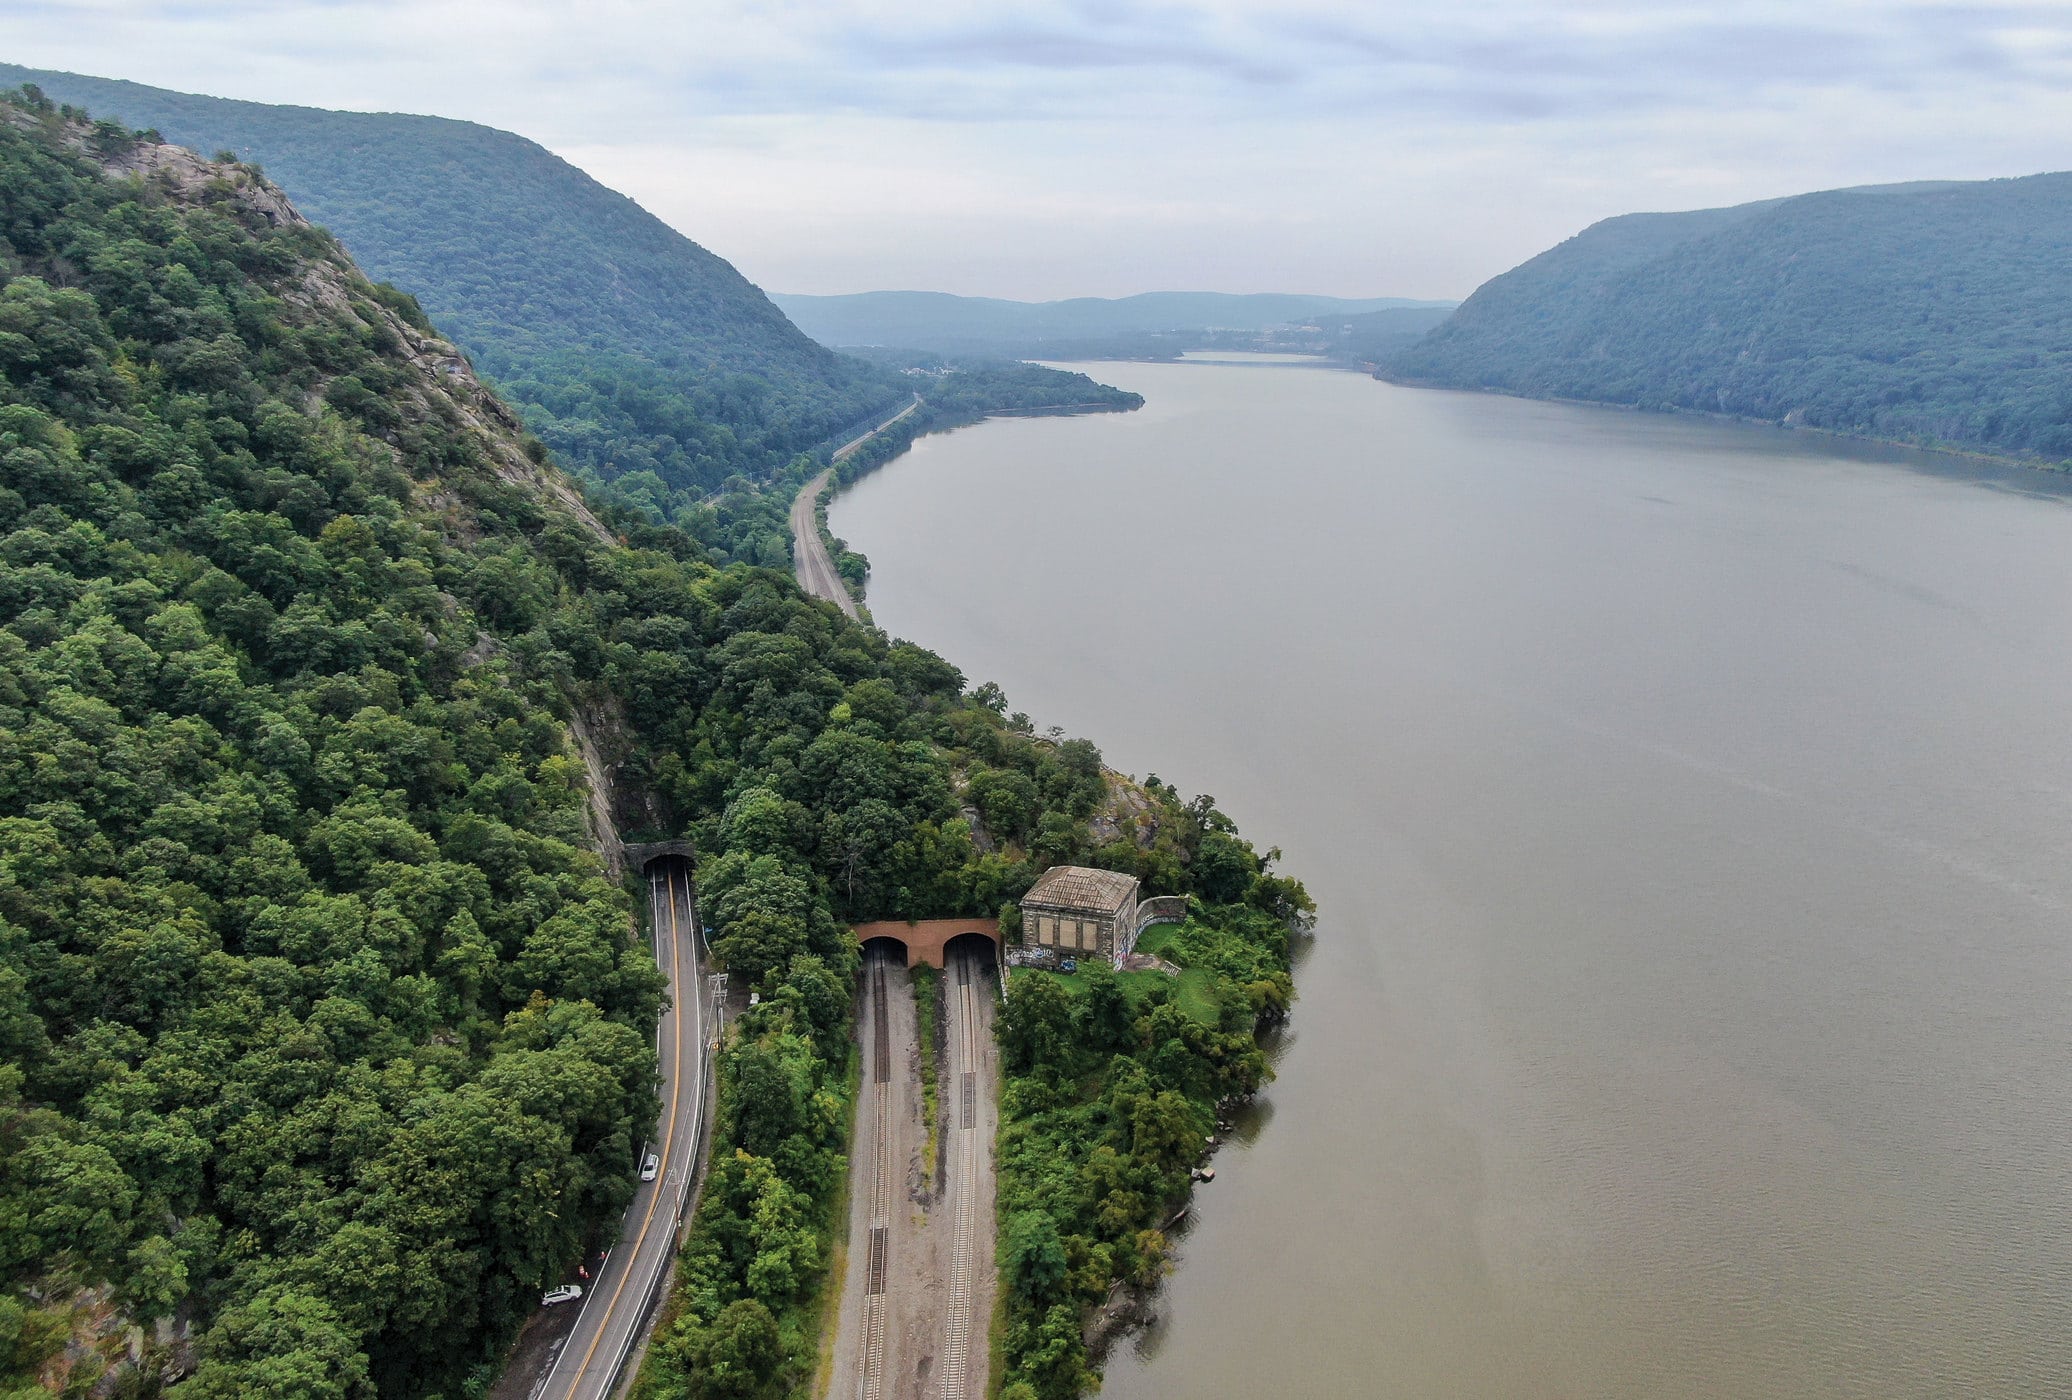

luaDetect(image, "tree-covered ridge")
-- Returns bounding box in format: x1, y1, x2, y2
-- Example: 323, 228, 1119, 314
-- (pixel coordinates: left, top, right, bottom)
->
1390, 173, 2072, 461
0, 63, 909, 513
0, 94, 670, 1397
0, 66, 1166, 557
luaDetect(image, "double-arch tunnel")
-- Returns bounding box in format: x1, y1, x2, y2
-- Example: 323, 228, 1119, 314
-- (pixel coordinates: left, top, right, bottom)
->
852, 918, 1000, 970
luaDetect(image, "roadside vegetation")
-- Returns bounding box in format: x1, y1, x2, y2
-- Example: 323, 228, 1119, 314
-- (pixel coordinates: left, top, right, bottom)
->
811, 478, 869, 603
630, 674, 1300, 1400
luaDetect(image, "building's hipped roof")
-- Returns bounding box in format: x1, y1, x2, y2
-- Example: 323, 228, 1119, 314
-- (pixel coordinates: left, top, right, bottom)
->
1024, 864, 1138, 912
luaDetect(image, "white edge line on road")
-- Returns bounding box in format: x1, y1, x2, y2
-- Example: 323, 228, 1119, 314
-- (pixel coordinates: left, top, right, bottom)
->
536, 860, 706, 1400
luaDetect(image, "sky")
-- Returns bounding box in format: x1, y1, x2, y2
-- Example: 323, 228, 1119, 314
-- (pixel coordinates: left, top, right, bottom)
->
5, 1, 2072, 301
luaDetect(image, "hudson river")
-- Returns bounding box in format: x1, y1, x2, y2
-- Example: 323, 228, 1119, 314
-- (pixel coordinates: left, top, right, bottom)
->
830, 358, 2072, 1399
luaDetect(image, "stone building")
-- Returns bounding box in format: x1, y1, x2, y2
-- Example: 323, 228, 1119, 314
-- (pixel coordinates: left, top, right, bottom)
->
1020, 865, 1141, 966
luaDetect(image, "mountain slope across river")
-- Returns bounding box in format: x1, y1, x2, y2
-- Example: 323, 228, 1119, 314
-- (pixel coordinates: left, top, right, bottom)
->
1390, 172, 2072, 464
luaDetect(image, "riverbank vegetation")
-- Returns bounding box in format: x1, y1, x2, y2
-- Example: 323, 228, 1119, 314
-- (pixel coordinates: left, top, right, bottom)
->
811, 482, 870, 601
626, 638, 1306, 1400
995, 893, 1305, 1400
831, 358, 1143, 490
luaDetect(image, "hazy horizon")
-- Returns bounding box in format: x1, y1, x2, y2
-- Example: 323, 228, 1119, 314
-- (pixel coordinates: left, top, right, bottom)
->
6, 3, 2071, 302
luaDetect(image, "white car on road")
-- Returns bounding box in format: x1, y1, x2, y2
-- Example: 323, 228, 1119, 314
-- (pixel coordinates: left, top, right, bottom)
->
640, 1151, 660, 1182
541, 1284, 583, 1306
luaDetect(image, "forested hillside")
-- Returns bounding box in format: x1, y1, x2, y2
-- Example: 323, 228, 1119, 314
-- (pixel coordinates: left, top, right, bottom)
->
0, 94, 1295, 1399
0, 64, 907, 522
0, 92, 673, 1397
1390, 174, 2072, 461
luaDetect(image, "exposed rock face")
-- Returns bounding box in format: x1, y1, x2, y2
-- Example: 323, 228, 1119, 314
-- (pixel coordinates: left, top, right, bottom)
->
100, 135, 307, 228
570, 702, 631, 879
1090, 769, 1166, 850
56, 114, 622, 551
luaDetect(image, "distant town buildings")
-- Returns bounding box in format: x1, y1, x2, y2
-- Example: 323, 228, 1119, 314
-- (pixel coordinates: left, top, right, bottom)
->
1020, 865, 1141, 966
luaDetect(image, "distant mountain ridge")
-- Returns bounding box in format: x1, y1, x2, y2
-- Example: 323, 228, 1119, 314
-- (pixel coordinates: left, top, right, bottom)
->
774, 289, 1451, 355
1390, 172, 2072, 462
0, 63, 903, 519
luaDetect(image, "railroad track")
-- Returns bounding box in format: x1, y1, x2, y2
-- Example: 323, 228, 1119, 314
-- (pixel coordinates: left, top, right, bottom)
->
939, 947, 984, 1400
856, 951, 895, 1400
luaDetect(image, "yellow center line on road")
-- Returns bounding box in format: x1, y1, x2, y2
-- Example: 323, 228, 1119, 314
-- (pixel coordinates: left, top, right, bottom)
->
558, 861, 688, 1395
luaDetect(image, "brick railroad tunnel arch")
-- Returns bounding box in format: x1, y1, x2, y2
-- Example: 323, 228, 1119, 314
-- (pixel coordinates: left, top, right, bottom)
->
850, 918, 1000, 970
859, 933, 910, 967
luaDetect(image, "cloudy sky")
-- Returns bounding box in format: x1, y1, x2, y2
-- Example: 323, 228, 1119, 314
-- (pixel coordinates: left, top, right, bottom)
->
6, 1, 2072, 300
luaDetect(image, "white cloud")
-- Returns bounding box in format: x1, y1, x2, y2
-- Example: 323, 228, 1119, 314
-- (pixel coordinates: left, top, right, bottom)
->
4, 0, 2072, 298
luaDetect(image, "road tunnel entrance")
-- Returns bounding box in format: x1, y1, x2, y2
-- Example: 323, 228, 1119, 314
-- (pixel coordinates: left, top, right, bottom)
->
629, 838, 696, 875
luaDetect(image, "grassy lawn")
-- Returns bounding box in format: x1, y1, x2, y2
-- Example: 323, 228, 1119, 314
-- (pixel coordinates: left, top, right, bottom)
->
1009, 950, 1220, 1024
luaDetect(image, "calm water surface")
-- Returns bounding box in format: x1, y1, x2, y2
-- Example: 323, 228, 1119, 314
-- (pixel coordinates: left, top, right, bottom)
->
829, 362, 2072, 1400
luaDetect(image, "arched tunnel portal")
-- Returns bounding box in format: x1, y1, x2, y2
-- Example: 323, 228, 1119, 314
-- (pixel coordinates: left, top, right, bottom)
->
850, 918, 1000, 970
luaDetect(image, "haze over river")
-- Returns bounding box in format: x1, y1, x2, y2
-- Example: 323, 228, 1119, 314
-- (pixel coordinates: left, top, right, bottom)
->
829, 359, 2072, 1400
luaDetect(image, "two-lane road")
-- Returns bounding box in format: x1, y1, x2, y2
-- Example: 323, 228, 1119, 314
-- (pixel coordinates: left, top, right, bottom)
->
790, 394, 923, 620
790, 467, 859, 620
536, 858, 708, 1400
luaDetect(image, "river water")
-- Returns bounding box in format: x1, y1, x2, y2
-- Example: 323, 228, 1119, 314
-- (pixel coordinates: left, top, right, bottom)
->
828, 360, 2072, 1400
